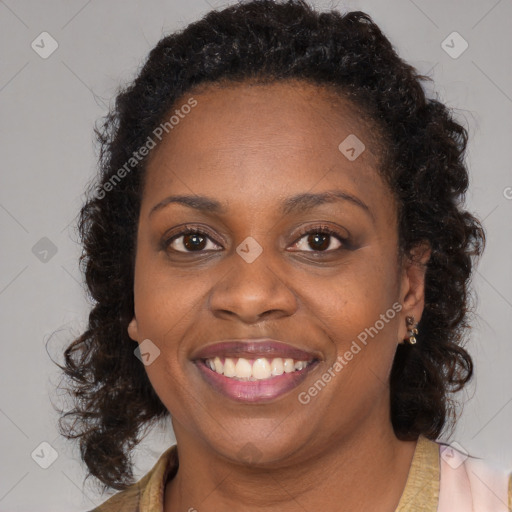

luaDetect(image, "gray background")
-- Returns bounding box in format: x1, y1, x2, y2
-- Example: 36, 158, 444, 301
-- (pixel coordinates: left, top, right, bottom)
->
0, 0, 511, 510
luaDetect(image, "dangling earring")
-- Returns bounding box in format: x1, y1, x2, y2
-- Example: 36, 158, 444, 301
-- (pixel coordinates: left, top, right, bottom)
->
404, 315, 419, 344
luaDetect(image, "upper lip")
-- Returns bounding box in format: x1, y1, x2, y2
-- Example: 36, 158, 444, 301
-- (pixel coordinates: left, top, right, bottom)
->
192, 338, 321, 362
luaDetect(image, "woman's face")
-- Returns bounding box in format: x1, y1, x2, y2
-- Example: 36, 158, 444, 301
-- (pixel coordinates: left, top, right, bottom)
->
128, 80, 428, 465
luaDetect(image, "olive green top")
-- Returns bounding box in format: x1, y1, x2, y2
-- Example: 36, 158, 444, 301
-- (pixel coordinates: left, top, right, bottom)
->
90, 435, 512, 512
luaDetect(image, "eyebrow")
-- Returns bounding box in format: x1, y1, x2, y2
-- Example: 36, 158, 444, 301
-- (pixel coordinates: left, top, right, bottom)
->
149, 190, 374, 222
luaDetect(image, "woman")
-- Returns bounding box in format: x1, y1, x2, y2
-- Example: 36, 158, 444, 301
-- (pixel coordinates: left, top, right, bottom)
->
57, 1, 511, 511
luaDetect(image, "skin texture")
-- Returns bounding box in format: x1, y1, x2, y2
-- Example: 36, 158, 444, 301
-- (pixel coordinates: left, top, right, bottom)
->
127, 81, 431, 512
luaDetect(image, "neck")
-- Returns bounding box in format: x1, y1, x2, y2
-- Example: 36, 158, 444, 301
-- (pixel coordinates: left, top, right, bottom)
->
164, 419, 417, 512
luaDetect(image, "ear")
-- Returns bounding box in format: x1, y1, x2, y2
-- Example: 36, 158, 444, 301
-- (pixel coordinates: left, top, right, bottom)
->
127, 316, 140, 342
398, 241, 431, 342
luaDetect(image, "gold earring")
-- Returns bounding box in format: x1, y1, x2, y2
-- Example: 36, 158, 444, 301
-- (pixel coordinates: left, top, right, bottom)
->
404, 315, 418, 344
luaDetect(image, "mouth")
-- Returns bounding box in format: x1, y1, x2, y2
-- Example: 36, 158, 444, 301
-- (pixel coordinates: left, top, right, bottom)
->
192, 339, 321, 403
204, 356, 313, 380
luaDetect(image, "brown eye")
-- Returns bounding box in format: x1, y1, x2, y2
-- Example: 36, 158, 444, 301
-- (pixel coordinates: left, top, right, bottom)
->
183, 233, 207, 251
291, 230, 344, 252
311, 233, 333, 251
165, 230, 222, 253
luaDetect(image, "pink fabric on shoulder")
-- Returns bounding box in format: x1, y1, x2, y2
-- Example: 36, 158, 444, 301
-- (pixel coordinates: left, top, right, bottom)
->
438, 443, 511, 512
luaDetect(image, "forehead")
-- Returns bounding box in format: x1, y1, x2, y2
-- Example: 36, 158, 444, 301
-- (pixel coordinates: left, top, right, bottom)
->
142, 80, 390, 216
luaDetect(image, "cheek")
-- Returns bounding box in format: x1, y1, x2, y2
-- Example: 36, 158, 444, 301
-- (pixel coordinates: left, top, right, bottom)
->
308, 252, 398, 322
132, 244, 212, 341
131, 253, 206, 421
302, 251, 401, 370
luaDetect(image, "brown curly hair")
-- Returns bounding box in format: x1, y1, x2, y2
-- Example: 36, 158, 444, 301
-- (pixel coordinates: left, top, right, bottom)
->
54, 0, 485, 493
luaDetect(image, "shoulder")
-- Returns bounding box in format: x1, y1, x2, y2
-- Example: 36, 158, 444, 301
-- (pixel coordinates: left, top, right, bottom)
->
86, 470, 153, 512
463, 455, 512, 512
87, 445, 178, 512
438, 442, 512, 512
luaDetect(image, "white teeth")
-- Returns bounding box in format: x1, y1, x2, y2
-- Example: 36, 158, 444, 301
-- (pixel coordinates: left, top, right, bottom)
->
213, 356, 223, 374
223, 357, 236, 377
205, 356, 311, 380
270, 358, 284, 376
283, 358, 295, 373
252, 358, 271, 379
235, 357, 252, 378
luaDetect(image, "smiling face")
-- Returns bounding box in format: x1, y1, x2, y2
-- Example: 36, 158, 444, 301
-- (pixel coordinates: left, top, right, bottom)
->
127, 80, 427, 466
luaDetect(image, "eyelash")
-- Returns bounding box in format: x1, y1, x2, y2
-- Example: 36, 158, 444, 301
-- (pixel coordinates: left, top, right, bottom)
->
162, 224, 349, 254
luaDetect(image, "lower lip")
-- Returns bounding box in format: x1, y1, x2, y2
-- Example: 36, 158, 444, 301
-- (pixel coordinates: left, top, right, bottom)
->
195, 360, 319, 403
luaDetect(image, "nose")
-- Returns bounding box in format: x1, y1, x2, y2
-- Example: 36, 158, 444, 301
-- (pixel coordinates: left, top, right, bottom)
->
208, 249, 298, 324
